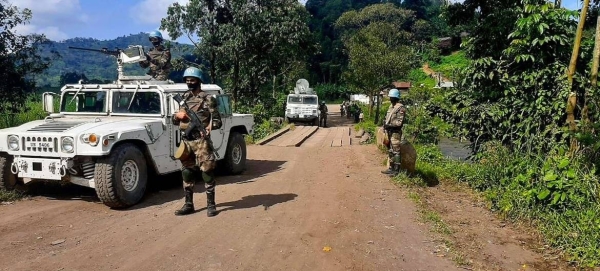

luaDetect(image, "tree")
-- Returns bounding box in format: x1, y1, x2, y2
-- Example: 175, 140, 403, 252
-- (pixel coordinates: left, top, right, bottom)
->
0, 0, 56, 126
161, 0, 313, 107
336, 4, 419, 116
447, 1, 590, 153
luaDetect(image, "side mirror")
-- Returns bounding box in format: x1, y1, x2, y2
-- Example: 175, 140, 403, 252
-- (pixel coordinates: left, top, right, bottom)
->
43, 92, 55, 113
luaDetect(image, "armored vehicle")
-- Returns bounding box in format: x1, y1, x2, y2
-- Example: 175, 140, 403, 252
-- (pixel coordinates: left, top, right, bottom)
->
0, 45, 254, 208
285, 79, 319, 125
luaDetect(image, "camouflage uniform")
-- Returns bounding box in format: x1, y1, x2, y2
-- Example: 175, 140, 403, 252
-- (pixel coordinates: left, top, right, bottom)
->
319, 103, 328, 127
139, 45, 172, 80
172, 90, 222, 216
383, 102, 406, 174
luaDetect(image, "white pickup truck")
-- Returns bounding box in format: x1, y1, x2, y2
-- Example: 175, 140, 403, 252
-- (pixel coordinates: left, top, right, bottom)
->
0, 78, 254, 208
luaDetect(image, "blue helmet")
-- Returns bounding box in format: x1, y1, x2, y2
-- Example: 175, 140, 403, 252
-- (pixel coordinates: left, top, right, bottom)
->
149, 30, 163, 40
388, 88, 400, 98
183, 67, 204, 82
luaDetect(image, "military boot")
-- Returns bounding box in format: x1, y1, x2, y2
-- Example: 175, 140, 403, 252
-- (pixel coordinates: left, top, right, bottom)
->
175, 188, 195, 216
381, 163, 395, 175
386, 154, 402, 176
206, 192, 218, 217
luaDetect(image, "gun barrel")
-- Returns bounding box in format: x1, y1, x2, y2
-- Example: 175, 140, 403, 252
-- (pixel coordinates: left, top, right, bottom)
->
68, 46, 120, 55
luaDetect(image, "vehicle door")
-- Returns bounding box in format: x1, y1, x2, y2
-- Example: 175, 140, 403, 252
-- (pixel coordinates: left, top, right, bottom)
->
211, 94, 232, 158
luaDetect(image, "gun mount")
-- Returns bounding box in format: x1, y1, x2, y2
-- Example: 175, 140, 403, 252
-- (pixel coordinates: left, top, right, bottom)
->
68, 45, 153, 83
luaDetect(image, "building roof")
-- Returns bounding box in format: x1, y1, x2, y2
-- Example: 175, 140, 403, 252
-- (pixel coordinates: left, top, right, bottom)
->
392, 81, 411, 89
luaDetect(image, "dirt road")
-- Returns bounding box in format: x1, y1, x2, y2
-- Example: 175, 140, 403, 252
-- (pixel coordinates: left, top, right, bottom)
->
0, 106, 561, 271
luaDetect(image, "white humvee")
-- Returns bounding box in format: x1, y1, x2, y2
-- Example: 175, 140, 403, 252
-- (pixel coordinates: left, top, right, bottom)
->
0, 76, 254, 208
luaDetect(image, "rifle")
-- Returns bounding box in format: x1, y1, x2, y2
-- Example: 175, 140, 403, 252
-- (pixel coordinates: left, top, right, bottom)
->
172, 93, 220, 159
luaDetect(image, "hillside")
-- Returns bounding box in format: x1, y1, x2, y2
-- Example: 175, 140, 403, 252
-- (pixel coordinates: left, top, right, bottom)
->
36, 33, 195, 87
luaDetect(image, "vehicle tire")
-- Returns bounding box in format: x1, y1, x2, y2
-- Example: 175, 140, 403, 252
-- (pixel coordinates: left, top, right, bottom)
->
222, 132, 246, 175
94, 143, 148, 208
0, 153, 18, 191
285, 117, 291, 124
313, 118, 318, 126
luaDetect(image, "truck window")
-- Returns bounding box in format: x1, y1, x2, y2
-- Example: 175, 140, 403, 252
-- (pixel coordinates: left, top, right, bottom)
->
112, 91, 161, 114
217, 95, 232, 116
61, 91, 107, 113
288, 96, 302, 104
303, 97, 318, 105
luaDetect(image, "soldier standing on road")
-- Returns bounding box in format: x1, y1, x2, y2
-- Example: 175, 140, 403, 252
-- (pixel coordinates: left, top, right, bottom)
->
172, 67, 222, 217
319, 101, 328, 127
139, 30, 172, 81
381, 89, 406, 176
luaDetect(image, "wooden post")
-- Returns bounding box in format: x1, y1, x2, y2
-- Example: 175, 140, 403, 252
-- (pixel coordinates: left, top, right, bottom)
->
566, 0, 590, 152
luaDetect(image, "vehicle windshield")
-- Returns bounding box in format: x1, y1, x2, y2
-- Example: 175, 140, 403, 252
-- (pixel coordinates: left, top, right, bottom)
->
288, 96, 302, 104
303, 96, 318, 105
112, 91, 161, 114
61, 90, 108, 113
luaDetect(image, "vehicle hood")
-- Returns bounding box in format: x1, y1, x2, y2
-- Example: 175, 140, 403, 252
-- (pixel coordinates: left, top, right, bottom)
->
0, 116, 162, 136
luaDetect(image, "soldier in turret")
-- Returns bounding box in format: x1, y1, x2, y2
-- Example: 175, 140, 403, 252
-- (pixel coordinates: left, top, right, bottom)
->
172, 67, 222, 217
139, 30, 172, 81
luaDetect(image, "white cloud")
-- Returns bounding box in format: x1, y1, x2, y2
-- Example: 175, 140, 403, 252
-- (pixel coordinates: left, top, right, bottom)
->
14, 24, 69, 41
8, 0, 89, 41
6, 0, 88, 40
130, 0, 189, 25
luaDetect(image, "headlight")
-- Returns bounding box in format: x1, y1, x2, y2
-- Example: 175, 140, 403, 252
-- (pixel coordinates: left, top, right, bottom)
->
7, 135, 19, 151
81, 133, 99, 147
61, 137, 74, 153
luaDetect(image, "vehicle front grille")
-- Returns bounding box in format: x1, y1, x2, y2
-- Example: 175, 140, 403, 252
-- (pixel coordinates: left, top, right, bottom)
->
22, 136, 59, 153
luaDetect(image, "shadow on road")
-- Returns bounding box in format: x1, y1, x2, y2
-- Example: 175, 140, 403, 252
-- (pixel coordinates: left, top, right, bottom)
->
194, 193, 298, 215
19, 159, 287, 210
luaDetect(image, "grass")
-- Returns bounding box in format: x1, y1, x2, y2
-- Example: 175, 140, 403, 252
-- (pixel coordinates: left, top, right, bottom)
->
390, 142, 600, 268
0, 100, 47, 129
0, 190, 24, 203
429, 51, 469, 80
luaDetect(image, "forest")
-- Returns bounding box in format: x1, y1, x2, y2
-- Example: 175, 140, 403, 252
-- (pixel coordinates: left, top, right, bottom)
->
2, 0, 600, 267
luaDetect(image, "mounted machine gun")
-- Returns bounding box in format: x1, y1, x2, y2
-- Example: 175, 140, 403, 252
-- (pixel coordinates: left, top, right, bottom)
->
68, 45, 148, 83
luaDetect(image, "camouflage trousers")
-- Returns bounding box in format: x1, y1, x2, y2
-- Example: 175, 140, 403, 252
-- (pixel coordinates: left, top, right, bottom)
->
319, 113, 327, 126
180, 138, 216, 171
388, 132, 403, 166
149, 68, 170, 81
389, 132, 402, 154
180, 138, 216, 192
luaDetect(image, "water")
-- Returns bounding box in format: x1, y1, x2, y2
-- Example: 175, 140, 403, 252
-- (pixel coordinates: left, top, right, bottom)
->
437, 137, 472, 161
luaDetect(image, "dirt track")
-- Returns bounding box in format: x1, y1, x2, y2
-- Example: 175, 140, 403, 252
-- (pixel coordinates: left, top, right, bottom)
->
0, 106, 568, 271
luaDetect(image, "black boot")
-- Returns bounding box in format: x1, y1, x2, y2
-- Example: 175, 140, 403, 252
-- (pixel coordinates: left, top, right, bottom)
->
206, 192, 217, 217
175, 188, 195, 216
381, 164, 395, 175
386, 154, 401, 176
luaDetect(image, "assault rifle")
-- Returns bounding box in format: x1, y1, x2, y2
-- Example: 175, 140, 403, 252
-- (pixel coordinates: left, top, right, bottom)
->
172, 93, 220, 159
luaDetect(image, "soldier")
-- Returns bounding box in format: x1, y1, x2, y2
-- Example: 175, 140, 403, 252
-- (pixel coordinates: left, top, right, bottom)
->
381, 89, 406, 176
172, 67, 222, 217
139, 30, 172, 81
319, 101, 328, 127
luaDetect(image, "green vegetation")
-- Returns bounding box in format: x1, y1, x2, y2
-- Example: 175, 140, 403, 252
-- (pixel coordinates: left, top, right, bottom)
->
394, 142, 600, 268
428, 51, 469, 80
4, 0, 600, 267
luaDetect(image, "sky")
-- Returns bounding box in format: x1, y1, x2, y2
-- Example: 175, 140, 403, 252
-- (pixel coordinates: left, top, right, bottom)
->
7, 0, 582, 44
